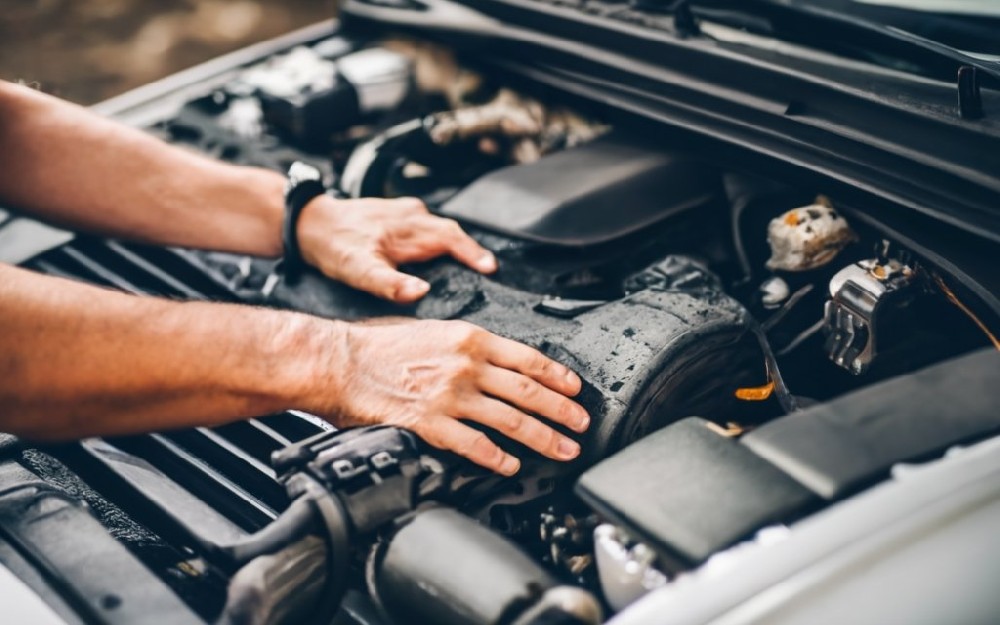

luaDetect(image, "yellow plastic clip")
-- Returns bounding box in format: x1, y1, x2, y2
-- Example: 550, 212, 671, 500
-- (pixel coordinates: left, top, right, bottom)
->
734, 380, 776, 401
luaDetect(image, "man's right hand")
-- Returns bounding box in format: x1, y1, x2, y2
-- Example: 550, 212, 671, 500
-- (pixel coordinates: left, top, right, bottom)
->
0, 262, 586, 475
310, 319, 590, 476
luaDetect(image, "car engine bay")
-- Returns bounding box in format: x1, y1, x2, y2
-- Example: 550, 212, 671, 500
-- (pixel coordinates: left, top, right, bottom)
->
3, 21, 1000, 625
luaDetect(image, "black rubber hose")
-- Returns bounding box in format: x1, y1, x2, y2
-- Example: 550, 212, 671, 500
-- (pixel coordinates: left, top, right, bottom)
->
216, 536, 328, 625
214, 497, 318, 568
216, 495, 353, 625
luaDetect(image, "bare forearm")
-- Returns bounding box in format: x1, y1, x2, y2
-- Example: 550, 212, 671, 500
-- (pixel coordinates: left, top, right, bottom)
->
0, 263, 342, 440
0, 81, 285, 257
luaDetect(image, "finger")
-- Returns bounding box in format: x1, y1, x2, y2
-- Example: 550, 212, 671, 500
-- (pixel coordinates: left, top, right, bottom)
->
432, 218, 497, 273
479, 366, 589, 433
483, 335, 583, 397
416, 416, 521, 475
386, 218, 497, 273
344, 256, 429, 303
462, 396, 581, 462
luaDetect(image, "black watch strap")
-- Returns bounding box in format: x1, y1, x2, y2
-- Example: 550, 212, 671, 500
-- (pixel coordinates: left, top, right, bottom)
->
281, 161, 327, 285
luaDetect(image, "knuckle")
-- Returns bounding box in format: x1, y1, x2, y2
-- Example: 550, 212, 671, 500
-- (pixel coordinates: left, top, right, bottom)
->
441, 218, 464, 236
558, 400, 577, 422
545, 428, 563, 454
398, 196, 427, 212
500, 408, 525, 434
450, 321, 482, 349
533, 355, 554, 377
340, 249, 366, 272
448, 356, 477, 383
414, 424, 445, 450
428, 384, 456, 407
359, 264, 382, 283
466, 432, 496, 460
515, 377, 537, 399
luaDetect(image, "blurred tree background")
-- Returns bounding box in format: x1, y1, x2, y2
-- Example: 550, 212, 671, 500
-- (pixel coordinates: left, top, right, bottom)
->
0, 0, 333, 104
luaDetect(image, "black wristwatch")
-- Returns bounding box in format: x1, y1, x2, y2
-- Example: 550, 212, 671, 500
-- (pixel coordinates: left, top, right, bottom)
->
281, 161, 327, 285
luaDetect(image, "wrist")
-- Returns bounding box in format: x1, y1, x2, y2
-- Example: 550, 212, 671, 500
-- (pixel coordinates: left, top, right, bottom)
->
232, 166, 286, 258
263, 311, 352, 417
295, 194, 339, 270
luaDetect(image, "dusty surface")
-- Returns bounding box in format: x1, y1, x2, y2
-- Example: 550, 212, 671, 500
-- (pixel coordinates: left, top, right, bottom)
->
0, 0, 332, 104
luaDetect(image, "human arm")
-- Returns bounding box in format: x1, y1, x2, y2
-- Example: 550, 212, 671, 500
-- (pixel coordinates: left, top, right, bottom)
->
0, 80, 496, 303
0, 263, 587, 474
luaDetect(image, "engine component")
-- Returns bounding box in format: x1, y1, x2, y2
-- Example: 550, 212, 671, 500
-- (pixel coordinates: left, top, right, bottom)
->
386, 38, 607, 162
371, 507, 602, 625
339, 116, 503, 199
427, 87, 608, 164
765, 198, 857, 272
743, 347, 1000, 499
219, 536, 327, 625
214, 427, 451, 625
538, 509, 598, 580
338, 99, 606, 201
219, 426, 552, 625
823, 249, 920, 374
593, 524, 667, 611
759, 276, 790, 309
575, 417, 818, 569
0, 462, 202, 625
238, 46, 413, 144
933, 274, 1000, 351
437, 133, 722, 247
215, 424, 604, 625
271, 426, 458, 536
272, 255, 762, 464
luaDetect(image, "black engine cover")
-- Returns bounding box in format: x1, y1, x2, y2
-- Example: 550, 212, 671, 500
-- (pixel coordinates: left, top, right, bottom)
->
271, 255, 761, 466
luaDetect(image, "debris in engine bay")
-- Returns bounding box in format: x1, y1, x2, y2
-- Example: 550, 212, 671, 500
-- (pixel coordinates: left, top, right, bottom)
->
384, 38, 609, 164
766, 196, 857, 272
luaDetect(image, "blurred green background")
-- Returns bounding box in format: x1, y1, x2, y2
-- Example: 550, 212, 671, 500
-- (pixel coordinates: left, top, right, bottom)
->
0, 0, 333, 104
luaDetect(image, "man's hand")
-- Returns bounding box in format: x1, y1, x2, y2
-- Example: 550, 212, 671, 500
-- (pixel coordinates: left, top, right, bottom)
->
309, 319, 589, 476
296, 195, 497, 303
0, 264, 587, 475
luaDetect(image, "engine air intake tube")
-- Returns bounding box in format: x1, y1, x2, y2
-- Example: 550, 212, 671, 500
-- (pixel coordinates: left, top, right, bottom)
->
372, 507, 602, 625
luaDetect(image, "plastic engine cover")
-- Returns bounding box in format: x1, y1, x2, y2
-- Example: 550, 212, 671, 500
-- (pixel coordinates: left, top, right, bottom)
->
272, 255, 761, 466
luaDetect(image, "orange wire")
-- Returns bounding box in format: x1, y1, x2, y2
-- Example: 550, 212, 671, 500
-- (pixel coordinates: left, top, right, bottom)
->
934, 275, 1000, 351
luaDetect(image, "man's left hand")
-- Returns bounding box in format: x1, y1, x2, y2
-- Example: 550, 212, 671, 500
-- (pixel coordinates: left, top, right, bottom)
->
295, 195, 497, 302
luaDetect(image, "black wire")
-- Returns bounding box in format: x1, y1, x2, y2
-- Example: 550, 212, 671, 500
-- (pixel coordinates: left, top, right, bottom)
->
748, 316, 800, 414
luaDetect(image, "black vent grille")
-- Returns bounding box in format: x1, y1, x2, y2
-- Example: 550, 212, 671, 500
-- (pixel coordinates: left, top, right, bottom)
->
25, 238, 328, 544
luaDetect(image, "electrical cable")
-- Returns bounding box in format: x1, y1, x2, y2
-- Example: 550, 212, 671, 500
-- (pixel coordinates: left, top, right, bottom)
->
933, 274, 1000, 351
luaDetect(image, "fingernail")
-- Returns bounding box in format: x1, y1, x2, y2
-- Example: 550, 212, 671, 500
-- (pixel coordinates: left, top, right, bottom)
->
565, 369, 582, 390
575, 411, 590, 432
558, 438, 581, 459
398, 278, 430, 300
500, 455, 521, 476
477, 252, 497, 273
